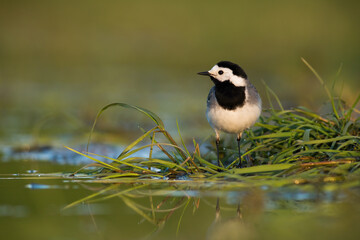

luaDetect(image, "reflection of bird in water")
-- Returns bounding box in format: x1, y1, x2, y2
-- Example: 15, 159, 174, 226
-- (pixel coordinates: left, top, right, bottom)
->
215, 197, 242, 222
207, 198, 249, 240
207, 190, 264, 240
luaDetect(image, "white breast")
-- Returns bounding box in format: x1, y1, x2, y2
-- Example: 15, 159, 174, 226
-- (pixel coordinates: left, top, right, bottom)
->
206, 102, 261, 134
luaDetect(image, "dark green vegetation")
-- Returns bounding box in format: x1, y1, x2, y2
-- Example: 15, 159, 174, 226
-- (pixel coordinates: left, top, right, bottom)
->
67, 59, 360, 185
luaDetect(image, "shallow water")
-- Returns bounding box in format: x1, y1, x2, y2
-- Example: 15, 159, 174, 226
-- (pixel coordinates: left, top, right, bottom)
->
1, 158, 360, 240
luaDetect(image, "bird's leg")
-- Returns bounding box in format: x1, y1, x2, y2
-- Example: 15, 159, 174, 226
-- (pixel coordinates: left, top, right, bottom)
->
237, 132, 242, 168
216, 134, 220, 167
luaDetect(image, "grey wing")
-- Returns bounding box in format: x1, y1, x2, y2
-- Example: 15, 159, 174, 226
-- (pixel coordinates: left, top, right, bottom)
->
207, 87, 216, 108
247, 82, 262, 108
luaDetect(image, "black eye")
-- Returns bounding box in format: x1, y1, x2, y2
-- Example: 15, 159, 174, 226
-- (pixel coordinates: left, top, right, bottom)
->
218, 70, 224, 75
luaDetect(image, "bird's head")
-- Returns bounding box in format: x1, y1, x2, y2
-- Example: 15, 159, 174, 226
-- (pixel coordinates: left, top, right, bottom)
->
198, 61, 247, 87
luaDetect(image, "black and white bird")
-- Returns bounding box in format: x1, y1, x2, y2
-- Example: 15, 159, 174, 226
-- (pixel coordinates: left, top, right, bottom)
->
198, 61, 262, 168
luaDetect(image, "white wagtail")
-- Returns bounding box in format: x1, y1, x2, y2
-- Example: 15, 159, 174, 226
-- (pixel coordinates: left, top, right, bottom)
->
198, 61, 262, 168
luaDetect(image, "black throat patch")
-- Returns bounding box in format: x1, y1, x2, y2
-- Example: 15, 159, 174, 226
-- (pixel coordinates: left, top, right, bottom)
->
212, 78, 246, 110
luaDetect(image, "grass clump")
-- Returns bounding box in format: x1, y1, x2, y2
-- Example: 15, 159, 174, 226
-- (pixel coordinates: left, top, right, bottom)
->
66, 59, 360, 183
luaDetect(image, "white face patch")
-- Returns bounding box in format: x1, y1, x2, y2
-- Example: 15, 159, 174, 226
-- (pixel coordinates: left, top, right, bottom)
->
208, 65, 246, 87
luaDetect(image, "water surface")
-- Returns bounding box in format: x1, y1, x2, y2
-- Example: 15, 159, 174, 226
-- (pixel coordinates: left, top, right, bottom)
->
1, 159, 359, 240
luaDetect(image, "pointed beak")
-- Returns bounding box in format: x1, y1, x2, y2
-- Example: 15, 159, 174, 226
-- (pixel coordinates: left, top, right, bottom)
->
197, 71, 210, 76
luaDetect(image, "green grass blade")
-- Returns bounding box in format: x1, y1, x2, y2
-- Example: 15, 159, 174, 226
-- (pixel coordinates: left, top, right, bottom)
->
295, 123, 334, 136
262, 80, 284, 111
176, 119, 190, 157
332, 62, 343, 91
145, 159, 187, 172
118, 126, 159, 158
303, 129, 311, 142
86, 152, 153, 172
300, 136, 359, 145
194, 155, 226, 171
262, 79, 275, 112
332, 151, 360, 158
337, 139, 360, 150
87, 103, 164, 152
118, 142, 187, 161
301, 58, 340, 119
64, 146, 120, 172
294, 108, 332, 124
294, 149, 341, 156
227, 145, 265, 169
149, 131, 156, 159
231, 164, 295, 175
345, 93, 360, 121
271, 146, 303, 164
102, 173, 141, 179
341, 121, 353, 135
159, 129, 187, 161
251, 132, 295, 139
255, 123, 278, 130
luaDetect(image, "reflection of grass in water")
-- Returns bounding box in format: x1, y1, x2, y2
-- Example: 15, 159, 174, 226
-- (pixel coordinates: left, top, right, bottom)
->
62, 180, 360, 239
66, 60, 360, 183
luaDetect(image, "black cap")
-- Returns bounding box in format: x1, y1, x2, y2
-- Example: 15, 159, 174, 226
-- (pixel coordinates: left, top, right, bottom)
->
217, 61, 247, 79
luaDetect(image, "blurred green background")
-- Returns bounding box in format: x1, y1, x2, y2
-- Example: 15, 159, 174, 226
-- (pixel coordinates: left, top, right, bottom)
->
1, 0, 359, 140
